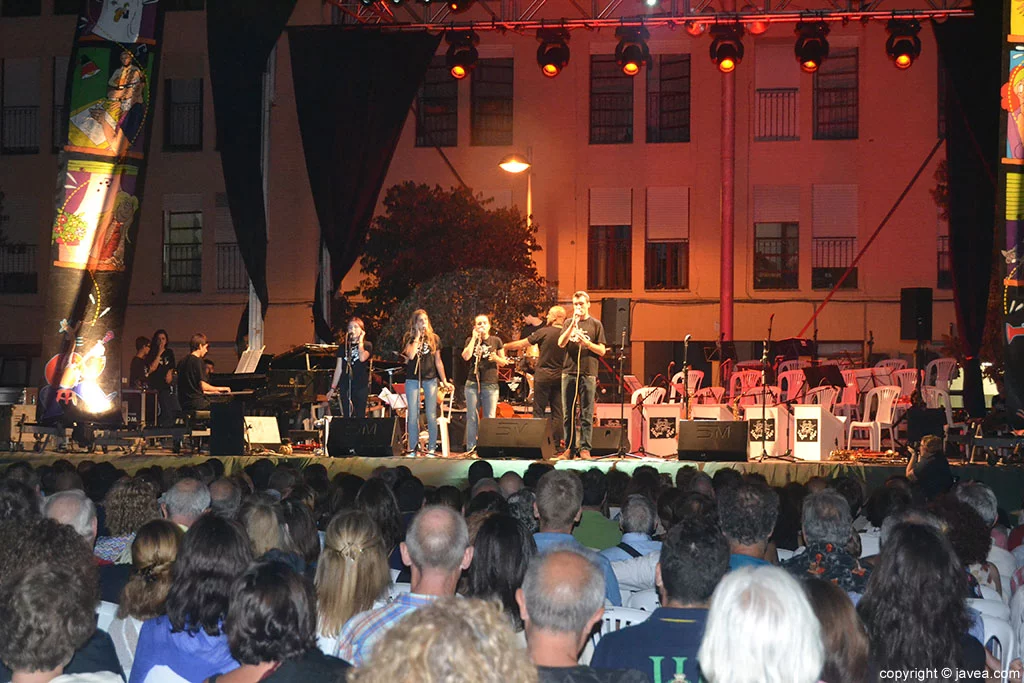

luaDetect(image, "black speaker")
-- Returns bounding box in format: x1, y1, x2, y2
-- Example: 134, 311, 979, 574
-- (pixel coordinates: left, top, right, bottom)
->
906, 406, 946, 443
900, 288, 933, 342
211, 401, 245, 456
326, 417, 401, 457
677, 420, 749, 462
477, 418, 555, 460
601, 297, 630, 347
590, 425, 630, 456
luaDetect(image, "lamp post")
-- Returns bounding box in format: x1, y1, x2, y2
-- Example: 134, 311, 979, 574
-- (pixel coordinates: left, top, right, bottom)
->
498, 150, 532, 228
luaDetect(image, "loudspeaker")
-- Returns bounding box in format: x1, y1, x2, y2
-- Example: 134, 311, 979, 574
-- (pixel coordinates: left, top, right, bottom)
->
590, 425, 630, 456
326, 417, 402, 457
211, 401, 245, 456
601, 297, 631, 347
677, 420, 749, 462
906, 406, 946, 443
477, 418, 555, 460
900, 288, 933, 342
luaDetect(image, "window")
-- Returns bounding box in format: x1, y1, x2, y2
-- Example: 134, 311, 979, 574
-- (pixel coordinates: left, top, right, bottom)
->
646, 54, 690, 143
2, 58, 41, 154
0, 243, 37, 293
163, 210, 202, 292
755, 44, 799, 141
590, 55, 633, 144
813, 48, 858, 140
588, 188, 632, 290
416, 57, 457, 147
471, 58, 513, 146
754, 222, 799, 290
53, 0, 79, 13
811, 185, 858, 289
164, 78, 203, 151
214, 193, 246, 292
52, 56, 68, 153
937, 235, 952, 289
1, 0, 41, 16
645, 187, 689, 290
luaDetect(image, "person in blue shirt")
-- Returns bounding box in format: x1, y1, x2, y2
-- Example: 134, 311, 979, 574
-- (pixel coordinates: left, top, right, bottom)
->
718, 478, 779, 571
591, 520, 729, 683
532, 470, 622, 605
601, 495, 662, 564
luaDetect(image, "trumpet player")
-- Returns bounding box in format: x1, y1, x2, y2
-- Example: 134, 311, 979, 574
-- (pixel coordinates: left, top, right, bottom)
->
558, 291, 607, 459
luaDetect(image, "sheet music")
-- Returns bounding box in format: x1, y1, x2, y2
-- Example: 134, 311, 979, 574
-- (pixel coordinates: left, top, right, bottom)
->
235, 346, 266, 374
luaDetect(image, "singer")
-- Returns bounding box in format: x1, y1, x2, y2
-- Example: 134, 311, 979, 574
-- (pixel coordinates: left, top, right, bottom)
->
558, 291, 607, 459
402, 310, 452, 455
460, 314, 510, 452
327, 317, 373, 418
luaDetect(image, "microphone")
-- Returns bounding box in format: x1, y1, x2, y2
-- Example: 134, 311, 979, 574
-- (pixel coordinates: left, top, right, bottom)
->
620, 328, 626, 348
684, 334, 692, 343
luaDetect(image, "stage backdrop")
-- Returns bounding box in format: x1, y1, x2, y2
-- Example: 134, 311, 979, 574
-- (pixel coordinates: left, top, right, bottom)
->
1004, 2, 1024, 426
39, 0, 165, 423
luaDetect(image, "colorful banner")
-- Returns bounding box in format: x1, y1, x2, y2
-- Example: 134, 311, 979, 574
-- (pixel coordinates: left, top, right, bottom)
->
1005, 2, 1024, 426
38, 0, 164, 424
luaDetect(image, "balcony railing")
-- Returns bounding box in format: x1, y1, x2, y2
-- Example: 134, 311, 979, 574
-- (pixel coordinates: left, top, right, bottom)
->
216, 242, 248, 292
812, 237, 858, 289
162, 243, 202, 292
2, 105, 40, 154
165, 102, 202, 150
0, 244, 37, 294
938, 235, 952, 289
754, 236, 799, 290
755, 88, 798, 141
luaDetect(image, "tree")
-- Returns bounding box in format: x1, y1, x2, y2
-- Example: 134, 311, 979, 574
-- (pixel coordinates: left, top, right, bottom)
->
349, 182, 545, 339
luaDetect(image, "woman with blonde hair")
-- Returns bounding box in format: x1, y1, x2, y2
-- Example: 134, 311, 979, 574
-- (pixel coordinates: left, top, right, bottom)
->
110, 518, 184, 677
239, 493, 288, 559
402, 309, 452, 455
315, 510, 391, 657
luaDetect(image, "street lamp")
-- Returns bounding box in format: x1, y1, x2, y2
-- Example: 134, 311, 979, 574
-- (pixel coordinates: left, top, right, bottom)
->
498, 151, 532, 228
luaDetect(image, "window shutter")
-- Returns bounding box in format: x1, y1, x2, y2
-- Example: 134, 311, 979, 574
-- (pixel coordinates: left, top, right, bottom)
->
590, 188, 632, 226
646, 187, 689, 240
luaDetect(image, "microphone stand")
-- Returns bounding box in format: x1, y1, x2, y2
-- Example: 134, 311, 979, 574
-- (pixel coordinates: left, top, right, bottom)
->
757, 316, 774, 462
682, 335, 691, 420
614, 327, 631, 458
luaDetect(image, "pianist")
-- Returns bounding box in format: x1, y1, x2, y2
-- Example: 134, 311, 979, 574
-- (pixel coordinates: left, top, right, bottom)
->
177, 333, 231, 413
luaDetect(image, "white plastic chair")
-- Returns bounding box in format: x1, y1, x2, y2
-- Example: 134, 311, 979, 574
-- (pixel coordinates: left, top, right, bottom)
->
778, 359, 810, 375
846, 386, 901, 450
982, 584, 1004, 603
875, 358, 908, 372
631, 387, 666, 406
728, 370, 762, 399
983, 615, 1015, 675
834, 370, 861, 421
777, 370, 806, 402
668, 369, 704, 402
1010, 589, 1024, 666
969, 598, 1011, 622
694, 386, 726, 404
924, 358, 959, 393
96, 600, 118, 633
892, 368, 921, 399
804, 386, 839, 413
626, 588, 661, 611
580, 605, 650, 666
920, 386, 967, 439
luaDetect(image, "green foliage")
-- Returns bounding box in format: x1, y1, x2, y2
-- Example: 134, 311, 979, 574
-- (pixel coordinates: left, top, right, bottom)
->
350, 182, 545, 342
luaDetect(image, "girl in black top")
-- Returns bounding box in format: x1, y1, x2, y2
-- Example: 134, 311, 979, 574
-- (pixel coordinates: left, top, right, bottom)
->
144, 328, 180, 426
401, 310, 452, 455
460, 314, 510, 452
327, 318, 373, 418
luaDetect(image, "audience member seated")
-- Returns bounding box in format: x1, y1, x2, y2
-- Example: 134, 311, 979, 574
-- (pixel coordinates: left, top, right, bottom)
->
698, 566, 824, 683
592, 521, 729, 682
718, 480, 778, 570
337, 505, 473, 666
355, 479, 405, 572
517, 548, 646, 683
110, 519, 183, 679
930, 494, 1001, 598
98, 477, 160, 564
600, 495, 662, 563
350, 598, 535, 683
208, 561, 349, 683
462, 513, 536, 637
468, 461, 495, 490
803, 577, 869, 683
507, 489, 539, 534
208, 479, 242, 520
0, 479, 40, 523
858, 523, 987, 676
316, 510, 391, 658
572, 469, 622, 551
159, 478, 211, 530
906, 435, 954, 501
280, 498, 320, 575
533, 471, 621, 605
239, 495, 298, 572
499, 471, 524, 499
0, 565, 121, 683
130, 515, 254, 683
782, 490, 870, 594
955, 482, 1016, 594
858, 486, 911, 563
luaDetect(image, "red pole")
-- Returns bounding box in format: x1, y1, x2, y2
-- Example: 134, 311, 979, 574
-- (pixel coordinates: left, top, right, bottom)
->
720, 47, 736, 341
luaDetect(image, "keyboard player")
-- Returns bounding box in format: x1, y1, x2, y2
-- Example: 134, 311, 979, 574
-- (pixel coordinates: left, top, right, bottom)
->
177, 333, 231, 413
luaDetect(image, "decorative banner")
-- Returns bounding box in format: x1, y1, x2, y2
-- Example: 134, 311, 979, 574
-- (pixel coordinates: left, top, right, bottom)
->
38, 0, 164, 424
1002, 48, 1024, 164
1005, 1, 1024, 427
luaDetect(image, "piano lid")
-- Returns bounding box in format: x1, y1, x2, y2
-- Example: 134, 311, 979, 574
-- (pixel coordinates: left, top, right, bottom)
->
272, 343, 339, 371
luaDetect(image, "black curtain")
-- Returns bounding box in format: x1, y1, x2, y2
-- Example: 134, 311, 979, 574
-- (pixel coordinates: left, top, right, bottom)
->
287, 27, 442, 340
207, 0, 297, 333
933, 7, 1001, 417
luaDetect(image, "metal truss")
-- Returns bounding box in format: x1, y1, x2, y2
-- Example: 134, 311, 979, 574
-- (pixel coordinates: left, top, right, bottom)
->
324, 0, 970, 30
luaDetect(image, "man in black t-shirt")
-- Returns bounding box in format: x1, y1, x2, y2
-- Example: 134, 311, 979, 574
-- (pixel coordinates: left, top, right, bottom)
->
176, 333, 230, 413
461, 314, 510, 451
327, 318, 374, 418
506, 305, 568, 447
128, 336, 150, 388
559, 292, 607, 459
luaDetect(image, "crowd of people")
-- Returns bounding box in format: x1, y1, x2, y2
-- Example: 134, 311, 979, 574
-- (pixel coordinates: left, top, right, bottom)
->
0, 438, 1021, 682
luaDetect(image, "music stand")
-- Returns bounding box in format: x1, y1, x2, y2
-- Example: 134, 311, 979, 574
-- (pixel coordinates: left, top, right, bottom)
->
802, 365, 846, 389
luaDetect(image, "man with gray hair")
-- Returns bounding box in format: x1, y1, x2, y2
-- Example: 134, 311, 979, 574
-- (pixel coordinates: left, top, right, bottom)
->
42, 490, 97, 547
782, 489, 871, 594
516, 548, 646, 683
337, 504, 473, 666
207, 477, 242, 519
159, 477, 210, 529
955, 481, 1016, 590
600, 495, 661, 563
533, 470, 621, 605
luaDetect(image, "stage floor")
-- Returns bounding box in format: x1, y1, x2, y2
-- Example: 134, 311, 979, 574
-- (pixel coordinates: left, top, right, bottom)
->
3, 447, 1023, 511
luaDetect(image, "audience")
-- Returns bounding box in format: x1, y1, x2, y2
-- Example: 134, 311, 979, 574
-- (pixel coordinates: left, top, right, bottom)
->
337, 505, 473, 665
803, 577, 869, 683
573, 469, 622, 550
462, 513, 536, 634
160, 478, 211, 529
718, 479, 778, 570
97, 476, 159, 563
955, 482, 1016, 589
782, 490, 870, 594
517, 548, 646, 683
499, 471, 524, 498
600, 494, 661, 563
209, 478, 242, 520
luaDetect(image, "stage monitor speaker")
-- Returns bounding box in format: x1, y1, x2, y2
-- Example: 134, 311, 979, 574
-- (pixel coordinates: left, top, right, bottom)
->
900, 287, 933, 342
677, 420, 749, 462
211, 401, 245, 456
590, 425, 630, 457
601, 297, 631, 347
326, 417, 401, 457
477, 418, 555, 460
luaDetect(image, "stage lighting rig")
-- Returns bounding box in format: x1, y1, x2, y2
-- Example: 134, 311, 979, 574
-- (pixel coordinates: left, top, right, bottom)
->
537, 29, 570, 78
615, 27, 651, 76
886, 19, 922, 70
794, 21, 830, 73
446, 30, 479, 79
709, 24, 744, 73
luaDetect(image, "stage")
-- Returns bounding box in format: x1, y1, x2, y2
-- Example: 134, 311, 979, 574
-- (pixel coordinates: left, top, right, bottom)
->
3, 448, 1024, 511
